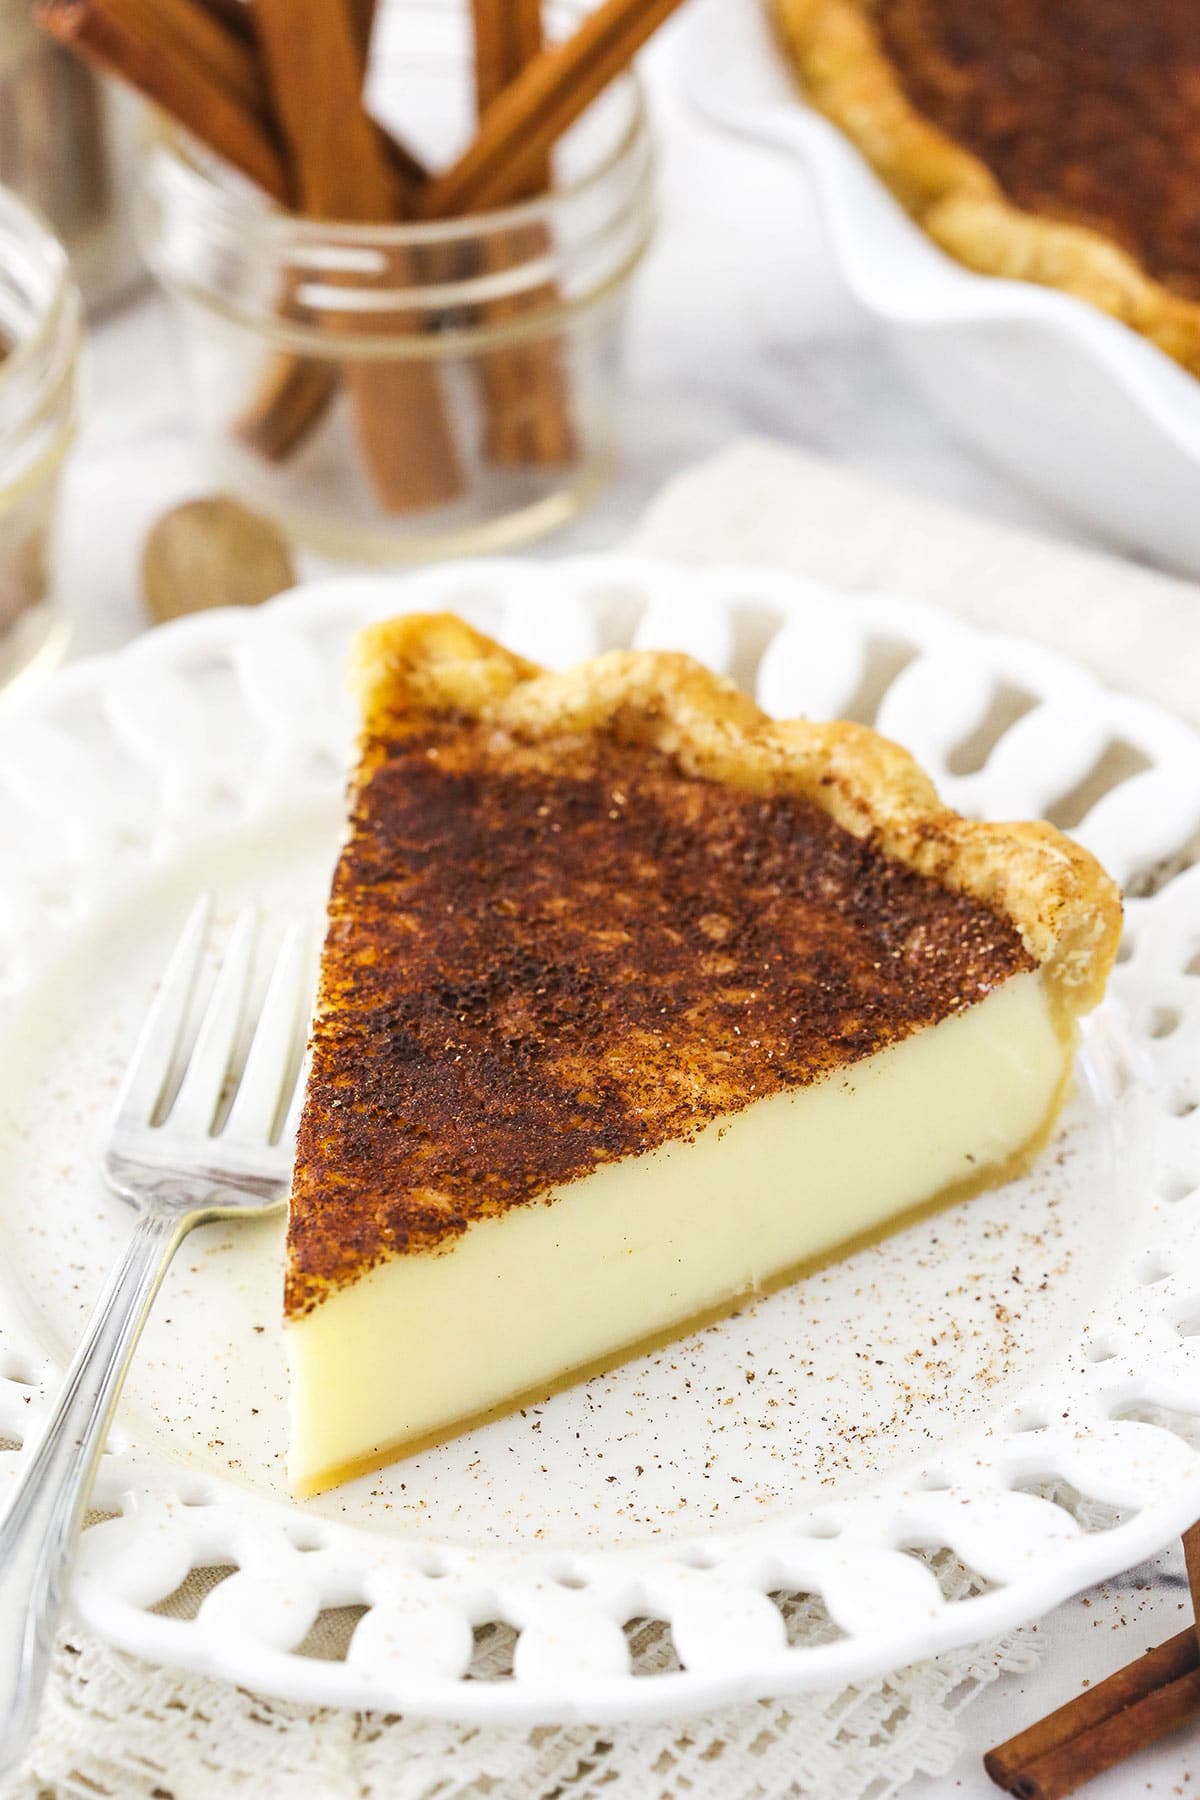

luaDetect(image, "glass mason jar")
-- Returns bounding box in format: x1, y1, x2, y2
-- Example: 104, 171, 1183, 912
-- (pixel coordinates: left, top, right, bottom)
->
137, 10, 654, 562
0, 186, 82, 693
0, 0, 144, 314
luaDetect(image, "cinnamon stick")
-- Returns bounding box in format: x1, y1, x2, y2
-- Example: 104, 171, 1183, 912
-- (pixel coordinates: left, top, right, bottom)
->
346, 0, 429, 189
334, 0, 427, 188
232, 0, 433, 466
42, 0, 678, 520
473, 0, 544, 113
251, 0, 405, 218
36, 0, 290, 201
235, 354, 338, 461
470, 0, 575, 469
37, 0, 433, 473
1183, 1522, 1200, 1649
419, 0, 685, 217
986, 1520, 1200, 1797
57, 0, 428, 200
346, 0, 377, 54
249, 0, 462, 511
985, 1626, 1199, 1796
117, 0, 266, 113
993, 1656, 1200, 1800
36, 0, 338, 468
198, 0, 254, 45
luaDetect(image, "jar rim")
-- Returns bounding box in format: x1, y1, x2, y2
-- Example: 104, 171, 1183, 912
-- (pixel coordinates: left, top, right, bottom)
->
138, 57, 655, 357
147, 64, 649, 250
0, 187, 80, 412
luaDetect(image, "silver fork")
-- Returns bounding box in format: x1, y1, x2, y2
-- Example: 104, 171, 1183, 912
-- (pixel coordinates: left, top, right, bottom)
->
0, 895, 310, 1776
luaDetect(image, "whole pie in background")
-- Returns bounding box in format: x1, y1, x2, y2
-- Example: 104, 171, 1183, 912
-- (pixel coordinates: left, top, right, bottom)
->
775, 0, 1200, 376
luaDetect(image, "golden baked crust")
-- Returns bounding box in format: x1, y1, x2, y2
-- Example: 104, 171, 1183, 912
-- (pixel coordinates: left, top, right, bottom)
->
774, 0, 1200, 377
285, 613, 1120, 1318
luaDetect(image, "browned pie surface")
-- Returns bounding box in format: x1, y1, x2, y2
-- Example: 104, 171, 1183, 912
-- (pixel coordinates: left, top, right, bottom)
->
878, 0, 1200, 301
286, 717, 1034, 1316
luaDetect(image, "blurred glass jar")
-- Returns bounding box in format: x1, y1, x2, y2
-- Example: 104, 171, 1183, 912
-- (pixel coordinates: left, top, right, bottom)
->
137, 5, 654, 561
0, 187, 82, 692
0, 0, 142, 313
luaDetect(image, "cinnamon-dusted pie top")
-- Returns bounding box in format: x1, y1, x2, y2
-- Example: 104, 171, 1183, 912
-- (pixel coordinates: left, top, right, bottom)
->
776, 0, 1200, 373
878, 0, 1200, 302
286, 613, 1120, 1317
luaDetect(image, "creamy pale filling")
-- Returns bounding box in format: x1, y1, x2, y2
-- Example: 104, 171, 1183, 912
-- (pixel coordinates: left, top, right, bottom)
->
287, 971, 1068, 1496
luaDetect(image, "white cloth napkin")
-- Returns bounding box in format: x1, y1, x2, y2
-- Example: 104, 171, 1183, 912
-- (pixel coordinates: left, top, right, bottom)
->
6, 439, 1197, 1800
629, 437, 1200, 727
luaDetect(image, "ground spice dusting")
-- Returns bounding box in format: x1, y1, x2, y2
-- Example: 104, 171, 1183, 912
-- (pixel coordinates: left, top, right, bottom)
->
878, 0, 1200, 301
286, 718, 1034, 1314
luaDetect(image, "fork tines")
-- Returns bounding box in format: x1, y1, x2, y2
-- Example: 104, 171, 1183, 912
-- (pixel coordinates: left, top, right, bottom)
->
114, 895, 310, 1149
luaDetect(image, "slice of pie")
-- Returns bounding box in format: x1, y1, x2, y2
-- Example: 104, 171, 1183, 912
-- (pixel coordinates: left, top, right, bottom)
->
775, 0, 1200, 376
285, 612, 1120, 1497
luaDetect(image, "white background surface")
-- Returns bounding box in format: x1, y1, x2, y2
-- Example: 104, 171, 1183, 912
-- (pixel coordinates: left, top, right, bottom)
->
43, 15, 1200, 1796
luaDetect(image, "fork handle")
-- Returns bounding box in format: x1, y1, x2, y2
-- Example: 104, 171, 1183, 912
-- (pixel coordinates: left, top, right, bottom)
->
0, 1207, 188, 1776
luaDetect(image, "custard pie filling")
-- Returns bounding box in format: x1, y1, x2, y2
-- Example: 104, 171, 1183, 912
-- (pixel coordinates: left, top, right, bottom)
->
289, 968, 1067, 1494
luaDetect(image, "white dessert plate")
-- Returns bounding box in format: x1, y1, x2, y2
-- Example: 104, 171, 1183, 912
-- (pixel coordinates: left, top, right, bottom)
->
679, 0, 1200, 578
1, 557, 1200, 1725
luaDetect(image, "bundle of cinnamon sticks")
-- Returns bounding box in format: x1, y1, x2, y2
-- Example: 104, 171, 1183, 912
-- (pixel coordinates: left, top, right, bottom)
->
38, 0, 685, 515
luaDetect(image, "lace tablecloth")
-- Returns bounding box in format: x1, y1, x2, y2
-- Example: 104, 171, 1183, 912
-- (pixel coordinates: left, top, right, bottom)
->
2, 1551, 1037, 1799
5, 438, 1199, 1800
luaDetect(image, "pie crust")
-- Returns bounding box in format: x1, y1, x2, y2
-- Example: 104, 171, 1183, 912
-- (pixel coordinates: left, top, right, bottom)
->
774, 0, 1200, 377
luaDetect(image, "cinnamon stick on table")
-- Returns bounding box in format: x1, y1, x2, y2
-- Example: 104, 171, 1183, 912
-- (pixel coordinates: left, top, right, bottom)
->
985, 1626, 1200, 1799
471, 0, 576, 469
251, 0, 462, 512
1183, 1521, 1200, 1648
986, 1524, 1200, 1800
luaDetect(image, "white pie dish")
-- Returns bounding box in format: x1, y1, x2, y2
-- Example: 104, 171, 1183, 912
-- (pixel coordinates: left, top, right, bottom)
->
0, 555, 1198, 1725
679, 0, 1200, 579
